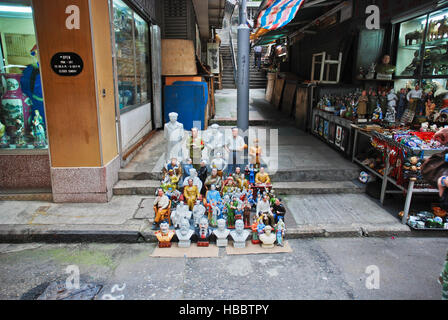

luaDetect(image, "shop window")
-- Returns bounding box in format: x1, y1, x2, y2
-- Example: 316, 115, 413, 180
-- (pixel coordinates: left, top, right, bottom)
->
112, 0, 151, 113
0, 2, 48, 151
395, 14, 426, 77
423, 8, 448, 76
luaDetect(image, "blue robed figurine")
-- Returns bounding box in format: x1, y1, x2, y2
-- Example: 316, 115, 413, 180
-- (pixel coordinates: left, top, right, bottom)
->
206, 184, 223, 217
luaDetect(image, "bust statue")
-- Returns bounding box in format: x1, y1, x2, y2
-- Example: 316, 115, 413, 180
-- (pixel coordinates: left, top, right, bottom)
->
155, 221, 175, 248
230, 219, 250, 248
213, 218, 230, 247
176, 218, 194, 248
259, 225, 276, 249
164, 112, 185, 162
197, 217, 211, 247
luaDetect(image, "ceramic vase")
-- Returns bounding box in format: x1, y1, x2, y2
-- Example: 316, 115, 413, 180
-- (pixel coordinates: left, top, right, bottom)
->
0, 74, 31, 136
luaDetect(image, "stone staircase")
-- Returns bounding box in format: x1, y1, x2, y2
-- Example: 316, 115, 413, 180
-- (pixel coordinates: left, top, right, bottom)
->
113, 168, 364, 197
249, 52, 267, 89
220, 46, 236, 89
219, 45, 267, 90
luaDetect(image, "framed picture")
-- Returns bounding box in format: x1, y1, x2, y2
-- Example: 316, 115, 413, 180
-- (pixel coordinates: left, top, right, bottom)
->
335, 125, 343, 147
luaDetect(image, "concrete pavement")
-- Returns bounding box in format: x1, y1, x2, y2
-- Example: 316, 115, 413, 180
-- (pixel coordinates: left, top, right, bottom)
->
0, 238, 446, 300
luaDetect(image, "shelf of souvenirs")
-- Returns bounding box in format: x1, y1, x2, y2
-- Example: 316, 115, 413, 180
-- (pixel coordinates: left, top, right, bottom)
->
399, 38, 448, 51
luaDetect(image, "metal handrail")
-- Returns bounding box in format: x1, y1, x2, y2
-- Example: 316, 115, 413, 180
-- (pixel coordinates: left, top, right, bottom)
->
229, 29, 238, 85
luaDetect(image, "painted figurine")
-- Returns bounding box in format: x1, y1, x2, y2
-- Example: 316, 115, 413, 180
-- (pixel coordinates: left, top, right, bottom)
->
153, 188, 171, 229
204, 168, 222, 191
357, 90, 368, 119
14, 119, 27, 148
275, 218, 286, 247
197, 217, 211, 247
183, 178, 200, 210
249, 138, 262, 169
187, 127, 204, 169
29, 110, 46, 148
161, 169, 179, 192
192, 199, 206, 227
155, 221, 175, 248
255, 167, 271, 186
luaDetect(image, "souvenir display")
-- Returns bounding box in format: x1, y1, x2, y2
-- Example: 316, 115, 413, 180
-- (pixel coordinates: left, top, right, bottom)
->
154, 121, 289, 247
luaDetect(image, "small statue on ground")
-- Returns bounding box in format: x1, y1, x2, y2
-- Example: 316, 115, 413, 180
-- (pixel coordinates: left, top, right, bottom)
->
176, 218, 194, 248
230, 219, 250, 248
164, 112, 185, 162
275, 218, 286, 247
155, 221, 175, 248
197, 217, 211, 247
213, 218, 230, 247
259, 225, 276, 249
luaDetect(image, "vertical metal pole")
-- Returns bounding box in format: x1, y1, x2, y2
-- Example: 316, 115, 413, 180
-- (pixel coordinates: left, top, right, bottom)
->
402, 178, 416, 225
237, 0, 250, 133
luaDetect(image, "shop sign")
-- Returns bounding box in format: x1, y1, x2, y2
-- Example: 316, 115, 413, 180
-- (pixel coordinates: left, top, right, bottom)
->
51, 52, 84, 76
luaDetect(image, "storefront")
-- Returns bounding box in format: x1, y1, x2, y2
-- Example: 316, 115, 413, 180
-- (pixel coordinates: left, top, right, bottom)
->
0, 0, 162, 202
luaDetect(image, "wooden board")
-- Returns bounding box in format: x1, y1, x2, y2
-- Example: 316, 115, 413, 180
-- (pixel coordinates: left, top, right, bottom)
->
281, 82, 297, 116
162, 39, 198, 76
295, 87, 309, 131
272, 78, 285, 109
265, 73, 276, 102
165, 76, 203, 86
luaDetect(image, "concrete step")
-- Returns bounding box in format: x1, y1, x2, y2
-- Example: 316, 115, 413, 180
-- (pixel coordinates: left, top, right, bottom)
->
113, 179, 364, 196
274, 181, 365, 195
113, 180, 160, 196
119, 166, 360, 183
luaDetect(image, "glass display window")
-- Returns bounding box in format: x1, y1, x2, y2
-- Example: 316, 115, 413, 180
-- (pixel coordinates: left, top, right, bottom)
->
112, 0, 152, 113
396, 14, 427, 77
422, 8, 448, 76
0, 1, 48, 151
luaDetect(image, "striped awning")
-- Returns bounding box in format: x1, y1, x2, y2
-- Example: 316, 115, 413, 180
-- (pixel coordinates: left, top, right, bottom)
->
255, 0, 305, 30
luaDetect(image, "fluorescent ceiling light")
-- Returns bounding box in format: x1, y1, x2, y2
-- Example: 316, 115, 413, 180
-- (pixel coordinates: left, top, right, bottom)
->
0, 5, 32, 13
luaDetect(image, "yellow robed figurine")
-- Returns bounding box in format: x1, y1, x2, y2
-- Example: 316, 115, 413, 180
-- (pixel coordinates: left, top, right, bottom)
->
184, 178, 200, 210
232, 167, 249, 189
249, 139, 262, 169
161, 169, 179, 192
255, 167, 271, 185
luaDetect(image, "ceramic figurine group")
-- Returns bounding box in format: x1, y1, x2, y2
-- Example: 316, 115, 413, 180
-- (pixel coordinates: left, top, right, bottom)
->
153, 118, 287, 249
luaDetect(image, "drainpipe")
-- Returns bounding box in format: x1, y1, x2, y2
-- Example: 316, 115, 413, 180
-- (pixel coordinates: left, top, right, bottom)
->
237, 0, 250, 133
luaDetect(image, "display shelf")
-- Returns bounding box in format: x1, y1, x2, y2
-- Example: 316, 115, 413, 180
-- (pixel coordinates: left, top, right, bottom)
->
351, 126, 439, 224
